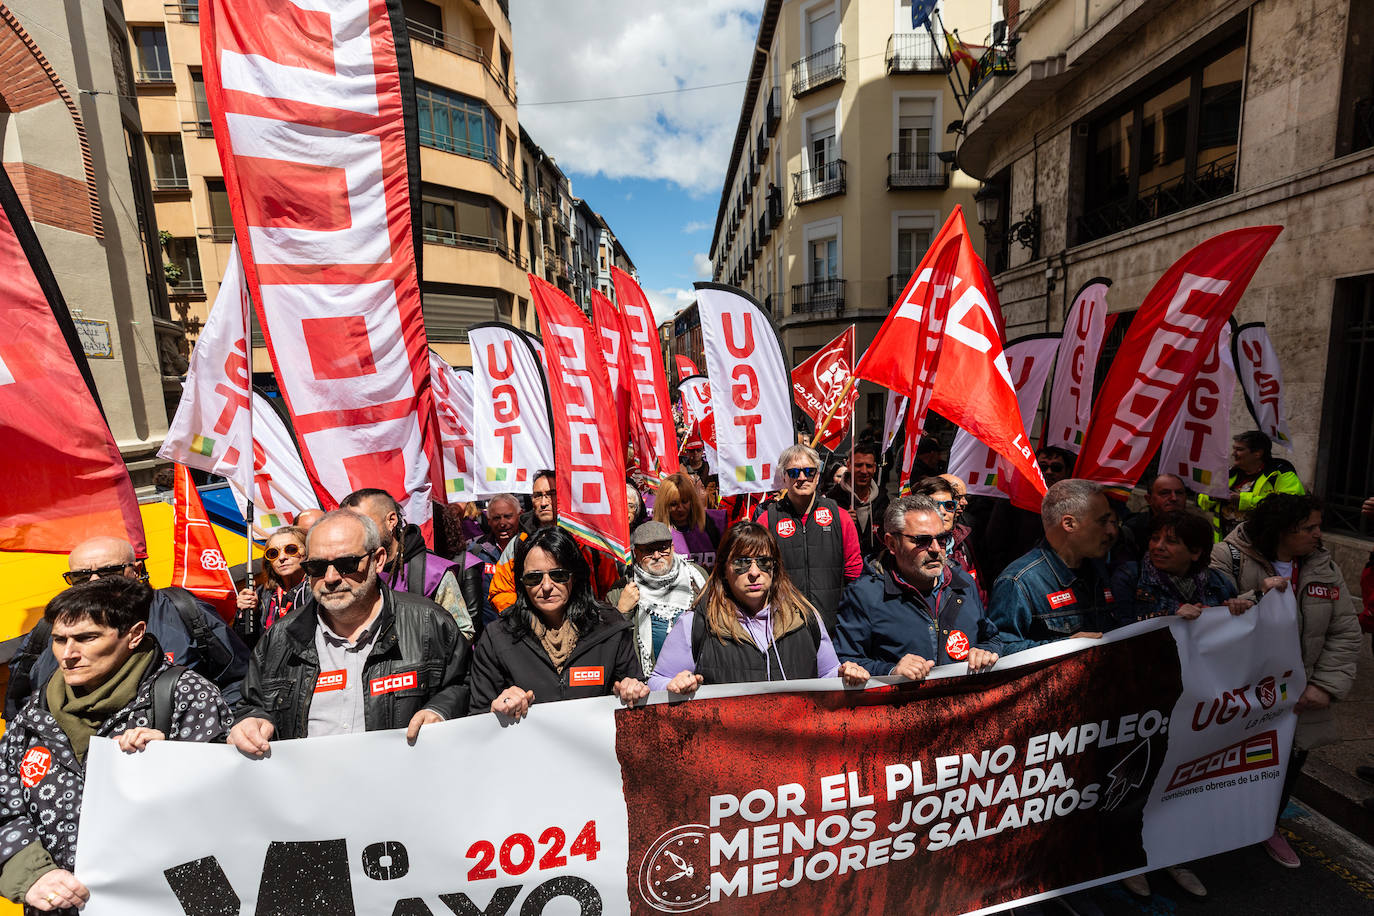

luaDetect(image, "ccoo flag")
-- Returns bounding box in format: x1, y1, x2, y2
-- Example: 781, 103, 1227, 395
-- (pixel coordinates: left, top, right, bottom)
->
589, 290, 633, 464
1075, 226, 1282, 488
611, 267, 679, 476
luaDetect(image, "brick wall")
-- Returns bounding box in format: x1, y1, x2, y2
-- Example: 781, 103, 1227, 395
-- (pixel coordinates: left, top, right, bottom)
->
3, 162, 97, 236
0, 23, 58, 112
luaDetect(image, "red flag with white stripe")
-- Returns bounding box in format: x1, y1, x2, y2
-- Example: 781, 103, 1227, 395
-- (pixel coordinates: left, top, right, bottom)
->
589, 290, 634, 465
611, 267, 679, 476
170, 463, 237, 623
674, 355, 699, 382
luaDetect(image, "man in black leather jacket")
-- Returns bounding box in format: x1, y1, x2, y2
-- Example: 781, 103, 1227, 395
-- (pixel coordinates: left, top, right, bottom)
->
229, 510, 469, 755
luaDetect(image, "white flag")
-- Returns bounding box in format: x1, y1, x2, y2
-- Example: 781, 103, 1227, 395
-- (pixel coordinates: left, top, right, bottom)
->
1045, 278, 1110, 453
469, 324, 554, 496
1232, 322, 1292, 448
881, 390, 908, 454
679, 374, 719, 470
158, 243, 252, 490
228, 393, 318, 536
695, 284, 794, 496
1159, 322, 1236, 498
428, 352, 476, 501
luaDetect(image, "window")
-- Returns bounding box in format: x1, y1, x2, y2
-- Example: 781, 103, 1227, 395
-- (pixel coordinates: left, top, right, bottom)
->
148, 135, 188, 189
415, 83, 499, 163
810, 237, 838, 281
896, 97, 934, 159
186, 68, 212, 136
204, 179, 233, 241
420, 184, 508, 255
1322, 276, 1374, 534
796, 107, 845, 203
165, 238, 203, 293
1078, 31, 1244, 242
131, 26, 172, 82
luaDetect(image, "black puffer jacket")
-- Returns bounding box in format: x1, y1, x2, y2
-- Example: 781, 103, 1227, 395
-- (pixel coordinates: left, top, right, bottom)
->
234, 586, 470, 738
468, 605, 643, 713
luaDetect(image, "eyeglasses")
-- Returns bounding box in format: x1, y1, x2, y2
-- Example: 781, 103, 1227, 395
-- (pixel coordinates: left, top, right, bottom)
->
636, 542, 673, 558
63, 563, 137, 585
301, 554, 370, 577
729, 556, 776, 574
521, 568, 573, 588
934, 499, 959, 514
531, 489, 557, 502
265, 543, 302, 561
897, 532, 954, 552
784, 467, 818, 480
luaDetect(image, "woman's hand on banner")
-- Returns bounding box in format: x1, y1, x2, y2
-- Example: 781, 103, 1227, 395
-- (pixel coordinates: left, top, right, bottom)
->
492, 688, 535, 720
229, 717, 276, 757
1224, 597, 1255, 616
613, 678, 651, 705
1261, 576, 1289, 594
26, 869, 88, 911
406, 709, 445, 743
665, 671, 705, 695
1175, 604, 1204, 620
115, 728, 166, 752
838, 661, 870, 686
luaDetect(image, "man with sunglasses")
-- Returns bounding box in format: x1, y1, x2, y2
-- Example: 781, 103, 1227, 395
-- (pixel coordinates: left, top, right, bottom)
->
230, 510, 470, 756
3, 537, 250, 719
983, 446, 1079, 580
756, 445, 863, 632
834, 495, 1000, 680
608, 522, 708, 677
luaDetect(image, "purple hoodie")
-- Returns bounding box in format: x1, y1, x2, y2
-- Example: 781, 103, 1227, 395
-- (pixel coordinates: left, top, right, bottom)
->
648, 604, 840, 689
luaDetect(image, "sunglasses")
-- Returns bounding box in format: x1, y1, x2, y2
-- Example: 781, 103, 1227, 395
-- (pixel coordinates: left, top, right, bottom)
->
785, 467, 818, 480
265, 543, 302, 561
897, 532, 954, 552
729, 556, 776, 574
934, 499, 959, 514
636, 542, 674, 557
301, 554, 370, 577
63, 563, 137, 585
521, 568, 573, 588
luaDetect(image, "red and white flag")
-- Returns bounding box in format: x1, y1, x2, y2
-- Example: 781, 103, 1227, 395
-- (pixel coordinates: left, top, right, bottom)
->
679, 375, 718, 457
160, 243, 252, 491
695, 284, 794, 496
792, 326, 857, 449
1045, 278, 1111, 452
674, 355, 699, 382
529, 276, 630, 560
429, 353, 476, 501
1158, 321, 1236, 499
589, 290, 633, 465
1075, 226, 1282, 487
227, 393, 317, 538
468, 323, 554, 496
950, 334, 1061, 498
170, 463, 237, 623
0, 165, 144, 553
201, 0, 442, 538
1232, 322, 1292, 448
881, 391, 908, 454
611, 267, 679, 476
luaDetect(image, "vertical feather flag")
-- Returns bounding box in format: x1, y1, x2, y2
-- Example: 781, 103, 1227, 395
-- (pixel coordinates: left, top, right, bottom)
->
170, 463, 238, 623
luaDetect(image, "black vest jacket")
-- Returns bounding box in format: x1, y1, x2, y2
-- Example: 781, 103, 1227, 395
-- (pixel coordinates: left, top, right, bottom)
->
691, 608, 821, 685
760, 495, 846, 631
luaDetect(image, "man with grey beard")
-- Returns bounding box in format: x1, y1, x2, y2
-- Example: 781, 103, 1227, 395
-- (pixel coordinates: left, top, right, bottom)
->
610, 522, 707, 677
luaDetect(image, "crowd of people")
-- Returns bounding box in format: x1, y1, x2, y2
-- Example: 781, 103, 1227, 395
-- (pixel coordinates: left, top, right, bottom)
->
0, 426, 1367, 913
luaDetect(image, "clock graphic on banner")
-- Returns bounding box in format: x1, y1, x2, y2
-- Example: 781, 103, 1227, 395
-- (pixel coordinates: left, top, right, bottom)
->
638, 824, 710, 912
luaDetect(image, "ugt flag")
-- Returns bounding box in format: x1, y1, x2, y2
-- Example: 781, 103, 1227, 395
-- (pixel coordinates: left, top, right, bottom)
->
1045, 278, 1111, 453
468, 323, 555, 497
429, 354, 476, 501
1232, 322, 1292, 448
1158, 321, 1236, 499
792, 326, 857, 450
227, 392, 318, 537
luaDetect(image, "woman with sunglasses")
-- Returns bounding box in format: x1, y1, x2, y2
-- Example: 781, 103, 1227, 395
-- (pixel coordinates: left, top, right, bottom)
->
234, 527, 309, 637
469, 526, 648, 719
648, 522, 869, 693
652, 470, 723, 568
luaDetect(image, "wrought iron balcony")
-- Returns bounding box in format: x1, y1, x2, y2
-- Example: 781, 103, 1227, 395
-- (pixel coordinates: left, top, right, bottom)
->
181, 120, 213, 139
765, 86, 781, 134
793, 160, 846, 205
757, 124, 770, 162
791, 44, 844, 98
1077, 152, 1237, 243
887, 152, 951, 190
136, 68, 174, 85
405, 18, 516, 103
886, 33, 947, 74
196, 225, 234, 243
792, 279, 845, 314
421, 227, 513, 263
152, 175, 190, 191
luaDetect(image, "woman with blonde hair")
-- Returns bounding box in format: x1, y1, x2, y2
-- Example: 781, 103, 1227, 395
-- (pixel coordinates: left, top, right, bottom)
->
653, 470, 722, 567
648, 522, 868, 692
234, 526, 309, 633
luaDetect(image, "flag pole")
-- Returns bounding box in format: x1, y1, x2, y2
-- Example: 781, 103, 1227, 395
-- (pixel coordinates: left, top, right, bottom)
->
808, 374, 857, 450
848, 325, 855, 514
243, 286, 254, 574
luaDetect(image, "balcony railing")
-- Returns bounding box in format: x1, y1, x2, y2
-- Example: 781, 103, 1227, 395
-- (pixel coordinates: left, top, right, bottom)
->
1077, 151, 1237, 243
792, 44, 844, 98
152, 175, 190, 191
765, 86, 781, 134
887, 152, 951, 190
166, 279, 205, 297
136, 68, 174, 84
792, 279, 845, 314
524, 186, 541, 214
181, 119, 213, 138
406, 19, 516, 102
196, 225, 234, 242
793, 160, 846, 204
758, 212, 770, 243
757, 124, 770, 163
768, 190, 783, 224
421, 227, 517, 264
886, 33, 947, 73
164, 2, 199, 23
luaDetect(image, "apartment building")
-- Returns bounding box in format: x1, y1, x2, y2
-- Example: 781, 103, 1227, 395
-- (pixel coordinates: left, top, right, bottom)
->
708, 0, 986, 427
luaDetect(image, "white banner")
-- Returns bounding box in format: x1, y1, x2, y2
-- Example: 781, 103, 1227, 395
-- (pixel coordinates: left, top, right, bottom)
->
227, 392, 317, 537
75, 589, 1302, 915
159, 243, 253, 492
1044, 279, 1110, 453
428, 353, 476, 501
1159, 321, 1236, 498
695, 284, 793, 496
1232, 323, 1292, 449
469, 323, 554, 497
950, 334, 1061, 497
678, 374, 719, 469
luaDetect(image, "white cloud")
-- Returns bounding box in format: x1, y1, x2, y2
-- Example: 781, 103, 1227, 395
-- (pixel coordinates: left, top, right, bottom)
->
682, 220, 710, 234
512, 2, 757, 193
692, 252, 713, 278
644, 286, 699, 326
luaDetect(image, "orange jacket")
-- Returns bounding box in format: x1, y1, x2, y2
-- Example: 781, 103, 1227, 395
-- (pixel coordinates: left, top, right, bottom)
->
487, 530, 620, 614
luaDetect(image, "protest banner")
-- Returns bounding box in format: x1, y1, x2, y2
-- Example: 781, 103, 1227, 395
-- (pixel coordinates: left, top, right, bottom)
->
428, 353, 476, 501
468, 323, 555, 497
792, 327, 857, 450
679, 375, 719, 469
1075, 226, 1282, 487
1158, 321, 1236, 499
225, 392, 318, 538
612, 267, 680, 476
77, 590, 1302, 916
1044, 279, 1111, 453
695, 285, 794, 495
201, 0, 443, 537
1232, 323, 1292, 448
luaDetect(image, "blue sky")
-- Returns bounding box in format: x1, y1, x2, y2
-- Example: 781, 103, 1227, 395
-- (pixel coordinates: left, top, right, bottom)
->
511, 2, 762, 324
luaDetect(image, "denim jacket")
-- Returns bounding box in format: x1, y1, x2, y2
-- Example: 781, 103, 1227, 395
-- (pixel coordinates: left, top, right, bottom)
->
988, 541, 1116, 655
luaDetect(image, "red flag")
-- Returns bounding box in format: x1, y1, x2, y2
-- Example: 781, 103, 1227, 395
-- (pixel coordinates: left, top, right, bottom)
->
1075, 226, 1282, 487
610, 267, 680, 476
589, 290, 634, 465
0, 166, 145, 554
682, 420, 705, 451
674, 355, 698, 381
528, 276, 631, 561
792, 326, 857, 449
170, 464, 237, 623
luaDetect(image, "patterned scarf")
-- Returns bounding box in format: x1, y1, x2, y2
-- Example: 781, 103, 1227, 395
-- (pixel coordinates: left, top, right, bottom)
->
1140, 556, 1207, 605
531, 615, 579, 671
634, 556, 705, 623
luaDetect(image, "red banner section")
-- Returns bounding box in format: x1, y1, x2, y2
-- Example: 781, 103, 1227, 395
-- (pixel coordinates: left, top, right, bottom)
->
590, 290, 634, 463
1075, 227, 1282, 487
792, 326, 857, 449
0, 166, 145, 553
612, 267, 679, 476
201, 0, 441, 536
675, 355, 699, 382
170, 463, 237, 623
529, 276, 631, 560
